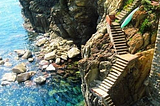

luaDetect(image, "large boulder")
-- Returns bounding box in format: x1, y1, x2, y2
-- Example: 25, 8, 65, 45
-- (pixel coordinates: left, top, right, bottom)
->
33, 76, 46, 84
17, 71, 36, 82
36, 37, 47, 47
44, 50, 56, 60
2, 73, 17, 82
67, 47, 80, 58
12, 63, 26, 74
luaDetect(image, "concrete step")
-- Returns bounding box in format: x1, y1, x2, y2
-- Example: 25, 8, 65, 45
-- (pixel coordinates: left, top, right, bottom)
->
112, 66, 124, 72
116, 60, 127, 67
106, 76, 116, 82
113, 38, 126, 41
104, 78, 114, 85
113, 64, 125, 70
113, 35, 126, 39
116, 54, 138, 63
115, 46, 128, 49
90, 87, 109, 98
114, 43, 127, 47
112, 33, 125, 37
116, 58, 128, 65
99, 83, 111, 90
116, 48, 128, 52
111, 69, 121, 76
112, 30, 123, 34
111, 28, 122, 32
108, 74, 118, 80
113, 40, 126, 44
117, 51, 128, 55
102, 80, 113, 87
121, 10, 128, 14
110, 71, 120, 77
108, 102, 115, 106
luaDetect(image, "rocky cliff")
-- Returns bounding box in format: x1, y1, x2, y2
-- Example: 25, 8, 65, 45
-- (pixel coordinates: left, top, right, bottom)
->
19, 0, 160, 105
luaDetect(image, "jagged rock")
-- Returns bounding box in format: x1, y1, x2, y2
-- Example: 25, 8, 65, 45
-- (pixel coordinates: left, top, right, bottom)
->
22, 50, 32, 59
46, 64, 56, 71
61, 54, 68, 60
2, 73, 17, 82
0, 60, 4, 65
36, 37, 47, 47
17, 71, 36, 82
14, 50, 26, 57
4, 62, 12, 67
28, 58, 34, 62
128, 33, 144, 53
44, 50, 56, 60
143, 32, 150, 48
67, 47, 80, 58
12, 63, 26, 74
33, 76, 46, 84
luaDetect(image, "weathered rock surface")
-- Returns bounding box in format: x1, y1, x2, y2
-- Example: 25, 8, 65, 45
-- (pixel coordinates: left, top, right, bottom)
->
44, 50, 56, 60
0, 60, 5, 65
36, 37, 47, 47
12, 63, 26, 74
67, 47, 80, 58
46, 64, 56, 71
17, 71, 36, 82
14, 50, 26, 57
22, 50, 32, 59
33, 76, 46, 84
2, 73, 17, 82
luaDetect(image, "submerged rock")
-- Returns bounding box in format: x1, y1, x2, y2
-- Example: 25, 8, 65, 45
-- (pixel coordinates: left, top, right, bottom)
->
67, 47, 80, 58
2, 73, 17, 82
14, 50, 26, 57
0, 60, 5, 65
1, 81, 11, 86
12, 63, 26, 74
4, 62, 12, 67
22, 50, 32, 59
17, 71, 36, 82
33, 76, 46, 84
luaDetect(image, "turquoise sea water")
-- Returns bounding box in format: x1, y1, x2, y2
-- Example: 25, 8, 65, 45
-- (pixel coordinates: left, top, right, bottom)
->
0, 0, 83, 106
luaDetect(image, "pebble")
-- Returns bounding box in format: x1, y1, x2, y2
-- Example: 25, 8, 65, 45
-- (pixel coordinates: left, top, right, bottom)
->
4, 62, 12, 67
28, 58, 34, 62
0, 60, 5, 65
46, 64, 56, 71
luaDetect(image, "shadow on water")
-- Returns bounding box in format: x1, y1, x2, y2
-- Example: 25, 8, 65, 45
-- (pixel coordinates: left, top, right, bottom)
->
0, 0, 84, 105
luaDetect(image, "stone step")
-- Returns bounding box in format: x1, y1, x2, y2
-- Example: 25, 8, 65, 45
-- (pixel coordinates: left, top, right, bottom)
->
110, 71, 120, 77
106, 76, 116, 82
112, 66, 124, 72
114, 43, 127, 47
107, 99, 113, 104
116, 60, 127, 67
111, 69, 121, 76
108, 102, 115, 106
96, 84, 110, 91
116, 48, 128, 52
113, 38, 126, 41
115, 46, 128, 49
113, 35, 126, 39
116, 58, 128, 64
90, 87, 109, 98
108, 74, 118, 80
114, 40, 126, 44
112, 33, 125, 36
104, 96, 111, 101
104, 78, 114, 85
111, 25, 121, 29
111, 28, 122, 32
121, 10, 128, 14
113, 64, 125, 70
116, 54, 138, 62
102, 80, 113, 87
99, 83, 111, 90
117, 51, 128, 55
119, 12, 127, 16
112, 31, 123, 34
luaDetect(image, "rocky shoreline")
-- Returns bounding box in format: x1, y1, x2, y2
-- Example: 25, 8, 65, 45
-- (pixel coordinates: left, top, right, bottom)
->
0, 32, 82, 87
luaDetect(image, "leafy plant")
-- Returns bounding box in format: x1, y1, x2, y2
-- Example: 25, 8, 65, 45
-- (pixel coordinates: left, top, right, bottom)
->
139, 18, 151, 33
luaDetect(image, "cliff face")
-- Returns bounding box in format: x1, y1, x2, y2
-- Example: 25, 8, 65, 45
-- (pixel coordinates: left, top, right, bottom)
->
19, 0, 99, 44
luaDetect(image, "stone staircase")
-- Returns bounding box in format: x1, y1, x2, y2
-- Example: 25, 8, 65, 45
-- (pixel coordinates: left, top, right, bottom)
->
116, 0, 140, 23
90, 54, 138, 106
149, 19, 160, 104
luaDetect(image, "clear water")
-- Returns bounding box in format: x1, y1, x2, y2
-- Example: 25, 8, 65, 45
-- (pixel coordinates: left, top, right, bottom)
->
0, 0, 84, 106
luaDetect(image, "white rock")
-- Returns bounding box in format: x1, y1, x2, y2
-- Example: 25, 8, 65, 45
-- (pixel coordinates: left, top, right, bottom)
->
28, 58, 34, 62
36, 38, 47, 47
55, 58, 61, 64
67, 47, 80, 58
4, 62, 12, 67
22, 50, 32, 59
2, 73, 17, 82
33, 76, 46, 84
44, 50, 56, 60
42, 65, 48, 70
14, 50, 26, 57
39, 60, 49, 66
1, 81, 11, 86
61, 55, 68, 60
0, 60, 4, 65
12, 63, 26, 74
17, 72, 35, 82
46, 64, 56, 71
